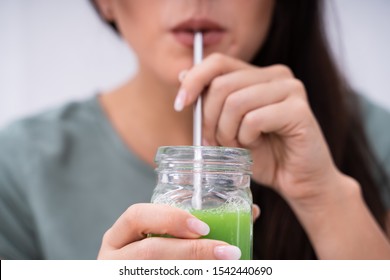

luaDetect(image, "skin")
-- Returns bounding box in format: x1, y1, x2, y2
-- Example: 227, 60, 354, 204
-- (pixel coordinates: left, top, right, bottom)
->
95, 0, 390, 259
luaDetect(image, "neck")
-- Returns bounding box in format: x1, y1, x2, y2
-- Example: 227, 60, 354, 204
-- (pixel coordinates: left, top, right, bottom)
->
100, 71, 193, 166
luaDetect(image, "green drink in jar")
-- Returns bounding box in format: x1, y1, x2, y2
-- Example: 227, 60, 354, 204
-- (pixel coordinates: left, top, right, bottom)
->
152, 146, 253, 260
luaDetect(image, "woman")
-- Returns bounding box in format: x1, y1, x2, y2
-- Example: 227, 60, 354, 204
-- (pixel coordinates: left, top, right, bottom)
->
0, 0, 389, 259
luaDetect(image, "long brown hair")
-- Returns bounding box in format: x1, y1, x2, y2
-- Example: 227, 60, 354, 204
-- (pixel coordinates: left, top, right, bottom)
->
90, 0, 388, 259
251, 0, 387, 259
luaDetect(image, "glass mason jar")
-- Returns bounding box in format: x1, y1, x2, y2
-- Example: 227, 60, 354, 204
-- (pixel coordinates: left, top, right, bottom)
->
151, 146, 253, 260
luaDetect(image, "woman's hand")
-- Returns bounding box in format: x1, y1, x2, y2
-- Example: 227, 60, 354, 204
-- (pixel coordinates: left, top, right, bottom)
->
176, 53, 351, 205
174, 53, 390, 260
98, 203, 244, 260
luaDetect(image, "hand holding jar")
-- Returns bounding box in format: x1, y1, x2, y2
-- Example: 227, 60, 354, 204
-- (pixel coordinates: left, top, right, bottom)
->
98, 203, 260, 260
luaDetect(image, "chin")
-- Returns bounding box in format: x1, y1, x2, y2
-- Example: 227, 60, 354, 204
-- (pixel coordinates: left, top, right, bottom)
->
162, 63, 191, 86
159, 72, 182, 90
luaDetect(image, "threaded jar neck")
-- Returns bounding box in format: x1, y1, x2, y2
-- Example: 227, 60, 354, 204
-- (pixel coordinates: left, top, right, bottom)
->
155, 146, 252, 174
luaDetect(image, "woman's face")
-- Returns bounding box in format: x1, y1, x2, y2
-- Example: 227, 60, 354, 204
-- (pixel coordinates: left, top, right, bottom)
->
97, 0, 275, 87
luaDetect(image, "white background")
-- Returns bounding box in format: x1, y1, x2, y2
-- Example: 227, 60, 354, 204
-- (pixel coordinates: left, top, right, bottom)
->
0, 0, 389, 128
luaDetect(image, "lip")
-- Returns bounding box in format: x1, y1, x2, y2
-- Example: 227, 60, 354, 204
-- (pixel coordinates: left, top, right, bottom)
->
171, 18, 226, 47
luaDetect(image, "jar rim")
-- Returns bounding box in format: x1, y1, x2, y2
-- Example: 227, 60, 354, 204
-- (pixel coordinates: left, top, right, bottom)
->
155, 146, 252, 164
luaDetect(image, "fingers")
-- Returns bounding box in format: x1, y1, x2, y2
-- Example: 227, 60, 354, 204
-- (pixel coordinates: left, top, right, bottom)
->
112, 238, 241, 260
98, 203, 243, 260
102, 204, 210, 250
212, 79, 300, 146
202, 68, 284, 146
174, 54, 249, 111
174, 54, 302, 148
207, 78, 306, 148
175, 60, 294, 112
237, 96, 313, 148
252, 204, 261, 222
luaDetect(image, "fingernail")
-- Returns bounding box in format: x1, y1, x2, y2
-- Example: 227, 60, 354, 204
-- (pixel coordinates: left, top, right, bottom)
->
202, 138, 210, 146
253, 204, 261, 221
178, 70, 188, 82
214, 245, 241, 260
187, 218, 210, 236
174, 88, 186, 112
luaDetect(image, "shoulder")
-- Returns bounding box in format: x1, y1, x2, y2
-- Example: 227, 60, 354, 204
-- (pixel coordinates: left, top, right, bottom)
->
358, 95, 390, 209
0, 96, 103, 177
1, 96, 100, 140
359, 95, 390, 129
358, 95, 390, 158
0, 96, 100, 154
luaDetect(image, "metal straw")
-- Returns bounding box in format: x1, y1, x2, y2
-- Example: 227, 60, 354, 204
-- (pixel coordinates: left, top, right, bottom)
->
192, 32, 203, 210
193, 32, 203, 146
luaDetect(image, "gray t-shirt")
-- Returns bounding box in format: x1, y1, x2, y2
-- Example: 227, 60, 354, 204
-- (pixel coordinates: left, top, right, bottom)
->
0, 95, 390, 259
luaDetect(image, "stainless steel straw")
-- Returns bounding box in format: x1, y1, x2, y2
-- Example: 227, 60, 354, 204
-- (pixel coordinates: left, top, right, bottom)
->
192, 32, 203, 210
193, 32, 203, 146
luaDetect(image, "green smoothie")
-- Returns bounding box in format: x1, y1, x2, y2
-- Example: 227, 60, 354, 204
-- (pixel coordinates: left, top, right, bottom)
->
191, 208, 252, 260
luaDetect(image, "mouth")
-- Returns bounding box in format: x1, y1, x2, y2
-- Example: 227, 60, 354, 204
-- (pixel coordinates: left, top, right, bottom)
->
171, 19, 226, 47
